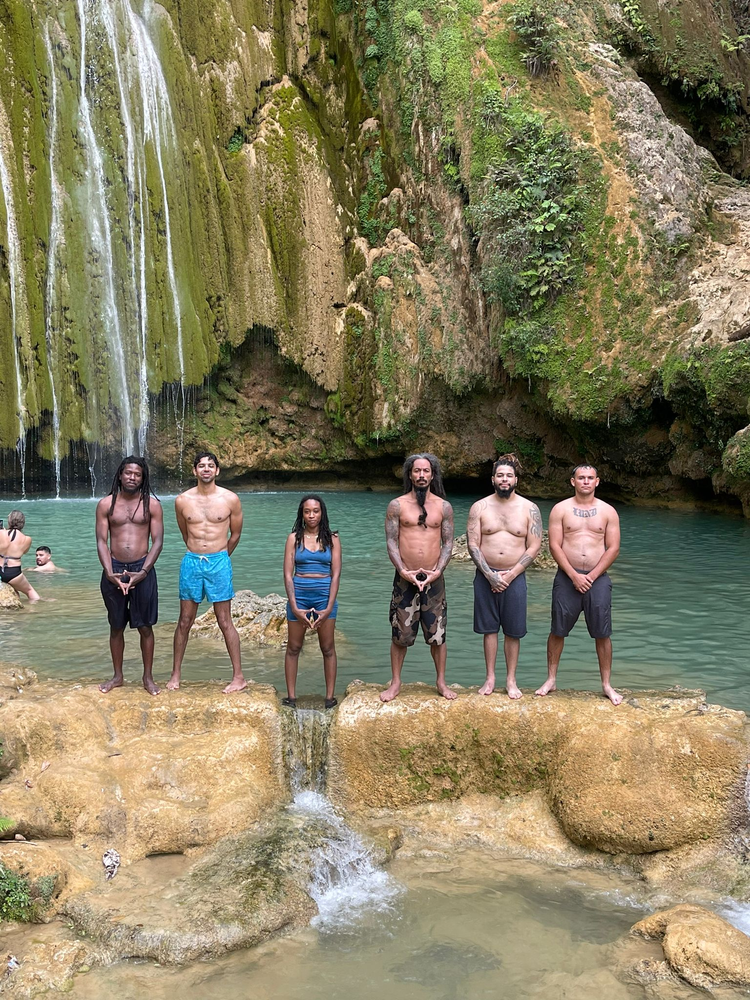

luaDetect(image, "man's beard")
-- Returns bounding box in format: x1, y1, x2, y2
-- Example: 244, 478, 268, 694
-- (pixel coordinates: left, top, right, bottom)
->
494, 485, 515, 499
415, 485, 429, 525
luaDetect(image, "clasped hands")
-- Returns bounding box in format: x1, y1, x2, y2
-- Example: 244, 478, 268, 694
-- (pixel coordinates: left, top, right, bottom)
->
108, 570, 147, 596
487, 569, 514, 593
570, 570, 596, 593
402, 568, 440, 592
294, 606, 330, 630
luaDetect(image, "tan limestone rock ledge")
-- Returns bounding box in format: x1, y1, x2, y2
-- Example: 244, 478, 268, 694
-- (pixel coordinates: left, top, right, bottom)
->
630, 904, 750, 989
0, 682, 287, 862
0, 582, 23, 609
328, 684, 749, 858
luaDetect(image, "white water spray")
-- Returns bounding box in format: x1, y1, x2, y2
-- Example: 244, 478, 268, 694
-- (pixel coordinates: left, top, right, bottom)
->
0, 105, 28, 494
76, 0, 135, 455
42, 24, 63, 497
287, 708, 402, 931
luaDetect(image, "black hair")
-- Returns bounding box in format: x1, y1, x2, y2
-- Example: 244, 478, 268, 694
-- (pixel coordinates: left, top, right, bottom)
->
292, 494, 336, 551
493, 453, 522, 477
36, 545, 51, 554
107, 456, 157, 518
194, 451, 220, 469
402, 453, 447, 526
571, 463, 598, 478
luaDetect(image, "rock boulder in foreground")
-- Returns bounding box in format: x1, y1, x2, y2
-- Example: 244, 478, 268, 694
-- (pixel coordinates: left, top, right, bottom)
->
328, 684, 749, 856
631, 904, 750, 988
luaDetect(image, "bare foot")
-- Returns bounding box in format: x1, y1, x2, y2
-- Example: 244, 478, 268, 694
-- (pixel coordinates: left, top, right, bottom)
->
166, 673, 181, 691
535, 678, 557, 697
437, 683, 457, 701
603, 684, 623, 706
506, 682, 523, 700
143, 677, 160, 696
478, 676, 495, 696
223, 677, 248, 694
99, 677, 123, 694
379, 681, 401, 703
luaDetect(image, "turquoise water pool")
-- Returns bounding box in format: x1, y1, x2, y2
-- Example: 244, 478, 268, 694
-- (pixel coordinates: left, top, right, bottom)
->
1, 491, 749, 711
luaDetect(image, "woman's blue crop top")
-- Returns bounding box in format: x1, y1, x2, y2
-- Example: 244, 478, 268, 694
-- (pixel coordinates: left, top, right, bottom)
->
295, 544, 332, 574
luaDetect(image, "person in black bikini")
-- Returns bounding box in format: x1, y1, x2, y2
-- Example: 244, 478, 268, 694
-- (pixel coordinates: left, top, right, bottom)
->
282, 495, 341, 709
0, 511, 41, 603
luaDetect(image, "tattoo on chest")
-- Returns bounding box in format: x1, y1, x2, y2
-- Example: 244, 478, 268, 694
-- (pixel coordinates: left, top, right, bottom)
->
573, 507, 597, 518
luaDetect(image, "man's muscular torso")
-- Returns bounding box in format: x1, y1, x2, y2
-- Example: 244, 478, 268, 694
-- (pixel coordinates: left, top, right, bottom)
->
102, 495, 152, 562
393, 492, 446, 571
556, 497, 614, 571
177, 486, 236, 553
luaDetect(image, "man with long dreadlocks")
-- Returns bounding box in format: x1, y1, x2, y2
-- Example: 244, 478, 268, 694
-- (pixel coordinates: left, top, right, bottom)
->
381, 453, 457, 703
95, 456, 164, 695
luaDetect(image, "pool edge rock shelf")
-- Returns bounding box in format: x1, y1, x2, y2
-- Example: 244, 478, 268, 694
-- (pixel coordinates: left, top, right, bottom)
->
1, 673, 750, 991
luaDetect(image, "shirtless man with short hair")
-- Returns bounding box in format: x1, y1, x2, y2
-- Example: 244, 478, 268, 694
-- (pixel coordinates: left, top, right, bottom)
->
536, 464, 622, 706
466, 455, 542, 699
381, 453, 457, 703
0, 511, 41, 602
96, 457, 163, 695
167, 451, 246, 694
27, 546, 66, 573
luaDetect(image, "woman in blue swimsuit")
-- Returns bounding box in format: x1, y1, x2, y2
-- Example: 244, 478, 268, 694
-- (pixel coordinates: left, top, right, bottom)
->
282, 494, 341, 709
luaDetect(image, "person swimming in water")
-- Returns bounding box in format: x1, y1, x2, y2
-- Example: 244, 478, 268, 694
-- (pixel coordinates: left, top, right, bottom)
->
27, 546, 67, 573
282, 495, 341, 709
0, 511, 41, 603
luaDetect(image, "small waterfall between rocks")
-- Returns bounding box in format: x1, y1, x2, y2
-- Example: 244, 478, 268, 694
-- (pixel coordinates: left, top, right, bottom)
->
284, 706, 402, 931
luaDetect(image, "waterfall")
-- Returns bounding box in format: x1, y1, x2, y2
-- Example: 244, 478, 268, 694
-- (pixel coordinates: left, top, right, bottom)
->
284, 707, 402, 930
0, 106, 29, 495
75, 0, 135, 455
42, 24, 63, 498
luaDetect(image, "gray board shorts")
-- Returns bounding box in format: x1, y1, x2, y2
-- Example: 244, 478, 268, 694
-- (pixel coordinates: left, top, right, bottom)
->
473, 570, 527, 639
551, 569, 612, 639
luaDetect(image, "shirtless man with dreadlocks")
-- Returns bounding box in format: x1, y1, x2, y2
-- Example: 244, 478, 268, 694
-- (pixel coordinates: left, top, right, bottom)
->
381, 453, 457, 703
96, 456, 164, 695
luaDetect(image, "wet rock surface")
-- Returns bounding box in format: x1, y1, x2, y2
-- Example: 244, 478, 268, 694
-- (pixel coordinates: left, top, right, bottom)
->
631, 904, 750, 988
0, 584, 22, 610
328, 685, 749, 857
0, 683, 287, 861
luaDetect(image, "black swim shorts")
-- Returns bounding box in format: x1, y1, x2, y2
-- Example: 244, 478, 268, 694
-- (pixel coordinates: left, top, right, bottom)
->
473, 570, 527, 638
100, 557, 158, 631
550, 569, 612, 639
390, 572, 447, 647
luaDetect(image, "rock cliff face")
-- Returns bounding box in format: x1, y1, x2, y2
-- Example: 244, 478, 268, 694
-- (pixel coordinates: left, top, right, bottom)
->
2, 0, 750, 507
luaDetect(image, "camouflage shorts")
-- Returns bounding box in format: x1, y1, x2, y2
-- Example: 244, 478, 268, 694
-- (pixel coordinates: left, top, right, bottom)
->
389, 572, 447, 647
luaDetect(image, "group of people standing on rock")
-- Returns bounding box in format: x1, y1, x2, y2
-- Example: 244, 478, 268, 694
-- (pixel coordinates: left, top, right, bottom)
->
1, 448, 622, 707
380, 453, 622, 706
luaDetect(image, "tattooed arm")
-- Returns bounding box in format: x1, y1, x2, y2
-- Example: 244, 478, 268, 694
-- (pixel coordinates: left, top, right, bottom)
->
466, 500, 503, 588
422, 501, 454, 588
587, 505, 620, 580
504, 502, 543, 582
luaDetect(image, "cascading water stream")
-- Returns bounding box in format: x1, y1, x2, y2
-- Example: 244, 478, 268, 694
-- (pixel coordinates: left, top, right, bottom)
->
76, 0, 135, 456
0, 108, 29, 495
285, 707, 402, 930
42, 23, 63, 498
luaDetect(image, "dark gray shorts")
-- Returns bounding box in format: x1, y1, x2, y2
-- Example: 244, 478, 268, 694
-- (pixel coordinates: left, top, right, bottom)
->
551, 569, 612, 639
473, 570, 527, 638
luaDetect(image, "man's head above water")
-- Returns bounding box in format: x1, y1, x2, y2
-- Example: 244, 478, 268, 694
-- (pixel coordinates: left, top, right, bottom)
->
492, 454, 521, 500
35, 546, 52, 566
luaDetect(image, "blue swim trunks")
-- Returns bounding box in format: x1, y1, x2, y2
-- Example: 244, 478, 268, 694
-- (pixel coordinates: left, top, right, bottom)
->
179, 550, 234, 604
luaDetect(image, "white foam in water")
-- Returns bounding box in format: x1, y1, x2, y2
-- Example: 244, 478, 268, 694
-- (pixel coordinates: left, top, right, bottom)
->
290, 790, 403, 932
718, 900, 750, 936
